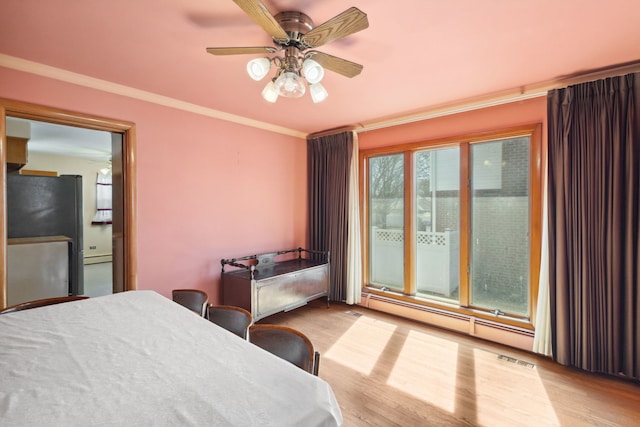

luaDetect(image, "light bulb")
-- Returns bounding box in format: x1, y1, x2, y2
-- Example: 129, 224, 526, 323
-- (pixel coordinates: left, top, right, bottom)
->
302, 58, 324, 84
309, 83, 328, 103
274, 71, 306, 98
246, 58, 271, 81
261, 80, 279, 103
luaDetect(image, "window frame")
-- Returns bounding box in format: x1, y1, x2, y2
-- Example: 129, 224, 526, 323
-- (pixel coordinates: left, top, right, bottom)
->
360, 124, 543, 329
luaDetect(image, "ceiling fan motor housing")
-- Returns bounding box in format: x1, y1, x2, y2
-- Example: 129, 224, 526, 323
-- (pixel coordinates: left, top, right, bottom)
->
274, 12, 314, 50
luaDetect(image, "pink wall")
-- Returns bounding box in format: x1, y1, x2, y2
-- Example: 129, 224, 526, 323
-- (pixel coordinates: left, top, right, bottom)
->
0, 67, 307, 302
358, 97, 547, 149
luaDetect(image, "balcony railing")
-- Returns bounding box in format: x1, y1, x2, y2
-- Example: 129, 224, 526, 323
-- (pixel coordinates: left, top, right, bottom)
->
370, 228, 459, 296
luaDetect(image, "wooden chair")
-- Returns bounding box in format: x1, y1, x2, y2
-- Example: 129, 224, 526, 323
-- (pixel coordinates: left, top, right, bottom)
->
207, 305, 253, 339
249, 324, 320, 375
172, 289, 208, 317
0, 295, 89, 314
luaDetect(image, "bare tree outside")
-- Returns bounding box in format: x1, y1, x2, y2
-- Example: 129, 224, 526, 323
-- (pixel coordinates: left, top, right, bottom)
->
369, 154, 404, 228
369, 153, 432, 228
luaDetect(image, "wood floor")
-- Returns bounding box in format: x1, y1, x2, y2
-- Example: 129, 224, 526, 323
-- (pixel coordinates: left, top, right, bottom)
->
259, 300, 640, 427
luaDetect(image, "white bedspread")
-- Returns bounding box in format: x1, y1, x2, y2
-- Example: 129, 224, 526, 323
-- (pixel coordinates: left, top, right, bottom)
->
0, 290, 343, 426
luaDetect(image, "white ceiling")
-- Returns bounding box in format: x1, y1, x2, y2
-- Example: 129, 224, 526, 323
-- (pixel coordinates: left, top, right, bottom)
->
7, 118, 112, 161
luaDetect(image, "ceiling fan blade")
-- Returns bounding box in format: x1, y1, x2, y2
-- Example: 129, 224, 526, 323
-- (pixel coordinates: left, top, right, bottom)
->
206, 46, 279, 55
301, 7, 368, 48
232, 0, 289, 42
307, 52, 363, 78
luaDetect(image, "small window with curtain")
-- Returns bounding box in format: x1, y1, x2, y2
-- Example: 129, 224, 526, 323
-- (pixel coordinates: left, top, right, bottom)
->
91, 168, 112, 225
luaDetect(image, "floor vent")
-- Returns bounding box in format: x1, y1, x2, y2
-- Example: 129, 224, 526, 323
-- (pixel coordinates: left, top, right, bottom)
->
344, 310, 363, 317
497, 354, 535, 368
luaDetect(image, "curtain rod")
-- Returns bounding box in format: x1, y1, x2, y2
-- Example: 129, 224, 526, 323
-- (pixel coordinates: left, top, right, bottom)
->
307, 125, 358, 139
353, 59, 640, 134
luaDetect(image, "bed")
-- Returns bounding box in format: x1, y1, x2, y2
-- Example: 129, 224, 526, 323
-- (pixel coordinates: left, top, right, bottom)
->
0, 290, 343, 426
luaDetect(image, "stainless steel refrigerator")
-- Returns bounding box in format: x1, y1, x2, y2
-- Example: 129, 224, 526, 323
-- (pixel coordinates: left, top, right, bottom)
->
7, 174, 84, 302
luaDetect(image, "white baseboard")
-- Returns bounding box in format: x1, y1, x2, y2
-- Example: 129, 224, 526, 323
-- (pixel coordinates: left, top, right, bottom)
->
359, 292, 534, 352
84, 255, 113, 265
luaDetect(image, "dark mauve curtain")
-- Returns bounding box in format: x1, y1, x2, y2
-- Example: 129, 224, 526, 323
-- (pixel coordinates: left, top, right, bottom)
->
548, 73, 640, 379
307, 132, 353, 301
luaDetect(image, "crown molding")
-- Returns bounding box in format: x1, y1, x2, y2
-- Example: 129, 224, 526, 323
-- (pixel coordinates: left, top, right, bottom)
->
358, 59, 640, 133
0, 53, 306, 139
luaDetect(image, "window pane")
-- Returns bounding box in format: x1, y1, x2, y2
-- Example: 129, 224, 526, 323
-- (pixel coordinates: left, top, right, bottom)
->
470, 137, 530, 315
414, 148, 460, 301
369, 154, 404, 290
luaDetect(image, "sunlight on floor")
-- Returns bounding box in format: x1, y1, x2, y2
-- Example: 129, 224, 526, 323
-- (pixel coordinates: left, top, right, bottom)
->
378, 330, 561, 426
387, 330, 459, 413
324, 315, 397, 375
323, 311, 562, 426
472, 348, 560, 426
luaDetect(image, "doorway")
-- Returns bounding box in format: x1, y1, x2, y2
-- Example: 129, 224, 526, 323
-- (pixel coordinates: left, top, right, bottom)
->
1, 98, 137, 308
7, 117, 115, 298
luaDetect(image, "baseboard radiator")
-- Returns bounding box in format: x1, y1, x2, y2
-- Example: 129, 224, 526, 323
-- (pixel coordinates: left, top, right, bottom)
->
84, 254, 113, 265
359, 291, 534, 352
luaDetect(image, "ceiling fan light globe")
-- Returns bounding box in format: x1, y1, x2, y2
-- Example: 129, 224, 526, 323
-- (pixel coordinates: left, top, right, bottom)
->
247, 58, 271, 81
302, 59, 324, 84
275, 71, 306, 98
261, 81, 279, 103
309, 83, 328, 103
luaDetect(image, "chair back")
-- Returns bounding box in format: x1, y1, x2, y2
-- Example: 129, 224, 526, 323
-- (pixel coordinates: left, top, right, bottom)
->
207, 305, 253, 339
249, 324, 318, 375
172, 289, 208, 317
0, 295, 89, 314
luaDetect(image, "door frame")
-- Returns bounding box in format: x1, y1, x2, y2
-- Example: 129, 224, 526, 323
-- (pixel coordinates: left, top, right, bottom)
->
0, 98, 137, 308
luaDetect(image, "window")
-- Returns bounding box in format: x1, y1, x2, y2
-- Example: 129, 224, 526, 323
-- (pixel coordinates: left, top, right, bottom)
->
414, 147, 460, 303
362, 125, 541, 324
368, 153, 405, 291
470, 137, 530, 315
91, 168, 112, 225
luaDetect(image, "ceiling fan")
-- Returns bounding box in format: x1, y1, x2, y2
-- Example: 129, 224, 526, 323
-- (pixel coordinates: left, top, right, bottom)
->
206, 0, 369, 103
